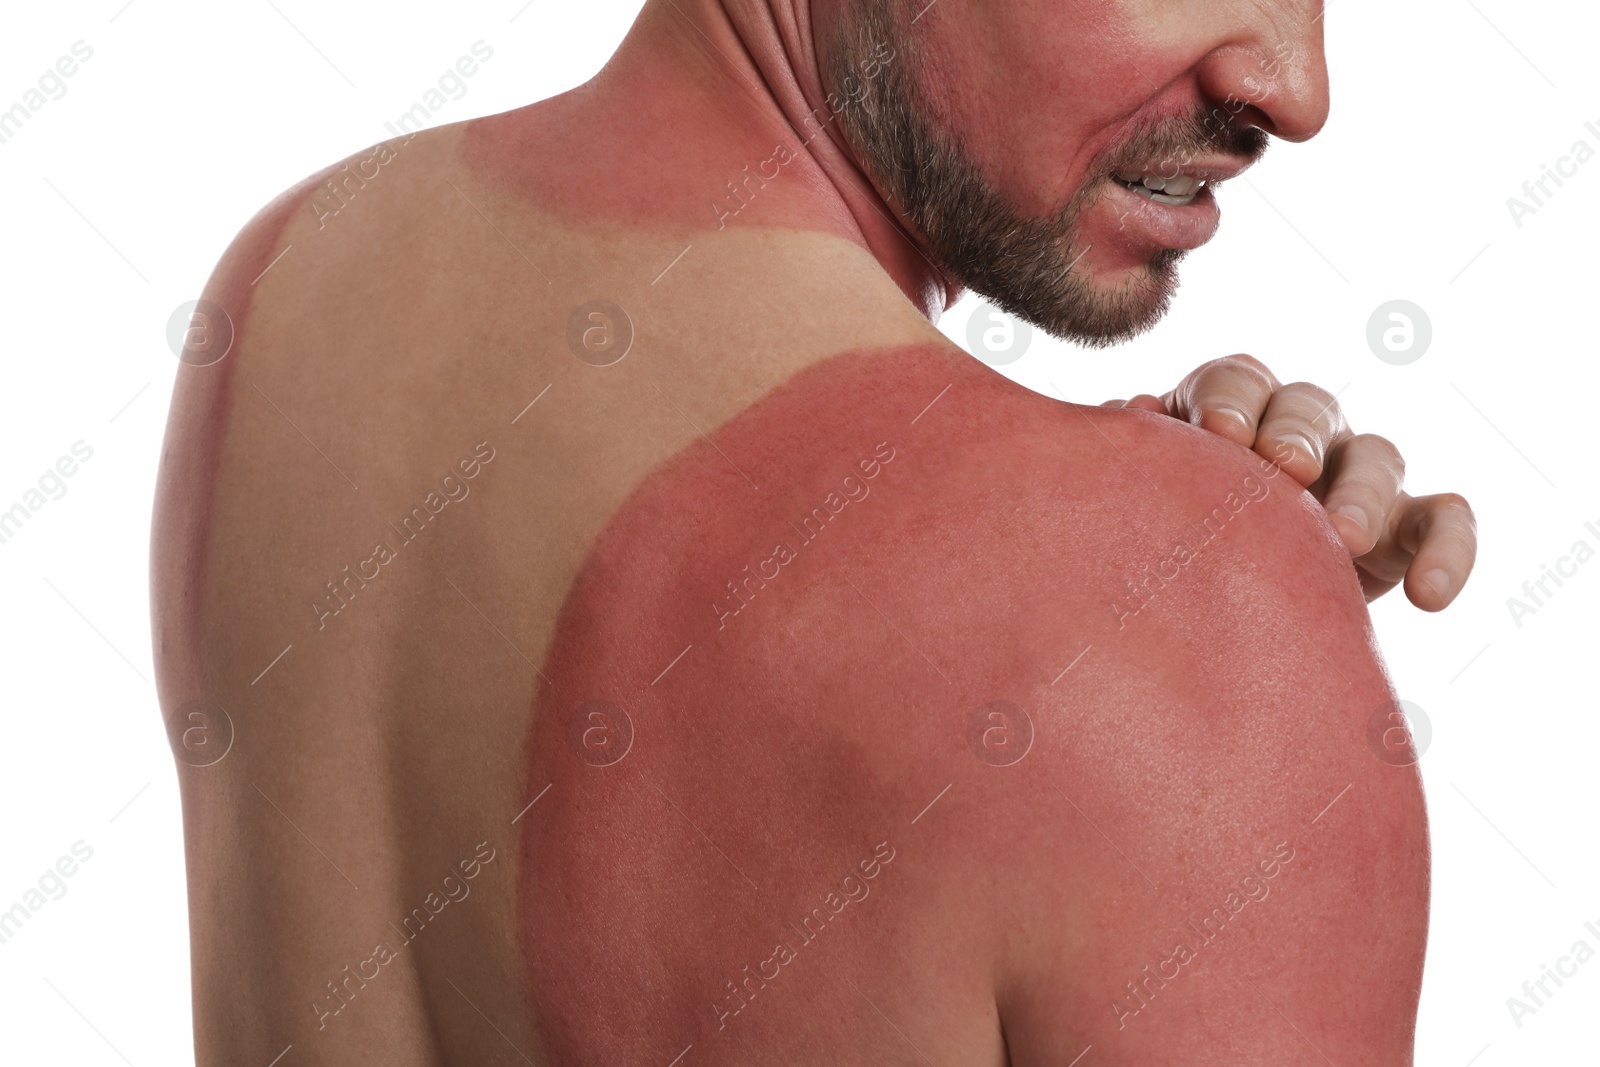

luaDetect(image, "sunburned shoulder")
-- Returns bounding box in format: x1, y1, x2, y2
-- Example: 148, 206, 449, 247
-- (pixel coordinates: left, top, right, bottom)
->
542, 339, 1372, 719
509, 339, 1385, 795
901, 389, 1382, 712
960, 398, 1364, 623
782, 355, 1365, 647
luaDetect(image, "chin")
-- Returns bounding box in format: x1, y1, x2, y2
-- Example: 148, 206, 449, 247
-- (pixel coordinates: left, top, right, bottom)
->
1006, 251, 1184, 349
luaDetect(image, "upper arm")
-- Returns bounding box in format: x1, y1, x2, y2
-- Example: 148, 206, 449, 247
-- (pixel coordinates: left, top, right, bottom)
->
971, 409, 1430, 1066
150, 152, 406, 1062
151, 162, 337, 715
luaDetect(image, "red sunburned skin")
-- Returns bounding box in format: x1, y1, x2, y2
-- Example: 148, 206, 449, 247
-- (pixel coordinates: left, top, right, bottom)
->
518, 344, 1425, 1065
460, 22, 867, 241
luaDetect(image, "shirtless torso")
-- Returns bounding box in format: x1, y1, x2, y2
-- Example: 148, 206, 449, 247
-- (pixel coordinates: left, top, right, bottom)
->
151, 3, 1427, 1063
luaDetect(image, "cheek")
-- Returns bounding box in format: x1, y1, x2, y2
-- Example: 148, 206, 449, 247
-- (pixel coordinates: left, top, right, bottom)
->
914, 1, 1218, 212
914, 5, 1142, 211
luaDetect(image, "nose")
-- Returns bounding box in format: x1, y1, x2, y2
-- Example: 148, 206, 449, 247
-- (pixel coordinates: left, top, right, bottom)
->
1195, 12, 1330, 143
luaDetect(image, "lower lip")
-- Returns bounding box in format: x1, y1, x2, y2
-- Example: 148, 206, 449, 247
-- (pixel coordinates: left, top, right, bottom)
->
1098, 180, 1222, 252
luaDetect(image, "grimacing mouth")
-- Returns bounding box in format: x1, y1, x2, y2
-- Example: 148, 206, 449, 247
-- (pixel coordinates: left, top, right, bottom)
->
1112, 170, 1208, 206
1105, 154, 1255, 206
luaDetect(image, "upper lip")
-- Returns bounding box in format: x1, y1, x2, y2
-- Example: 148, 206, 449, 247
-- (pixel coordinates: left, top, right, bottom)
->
1113, 155, 1257, 185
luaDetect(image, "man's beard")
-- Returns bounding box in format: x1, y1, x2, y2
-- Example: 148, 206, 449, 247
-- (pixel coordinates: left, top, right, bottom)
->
822, 1, 1268, 348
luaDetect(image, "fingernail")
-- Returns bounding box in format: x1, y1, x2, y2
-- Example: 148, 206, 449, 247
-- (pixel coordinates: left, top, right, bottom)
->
1276, 432, 1316, 461
1422, 568, 1452, 602
1213, 405, 1250, 428
1333, 504, 1369, 540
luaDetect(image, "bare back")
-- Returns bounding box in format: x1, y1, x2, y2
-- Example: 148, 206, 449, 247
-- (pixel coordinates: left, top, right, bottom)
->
153, 95, 1426, 1066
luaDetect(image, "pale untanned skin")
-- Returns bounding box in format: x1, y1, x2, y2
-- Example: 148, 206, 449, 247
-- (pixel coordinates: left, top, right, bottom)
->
153, 0, 1451, 1064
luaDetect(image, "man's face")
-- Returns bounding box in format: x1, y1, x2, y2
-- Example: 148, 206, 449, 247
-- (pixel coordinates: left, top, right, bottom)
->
822, 0, 1329, 347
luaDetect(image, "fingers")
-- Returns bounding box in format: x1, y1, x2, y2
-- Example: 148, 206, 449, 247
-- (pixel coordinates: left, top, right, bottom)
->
1253, 382, 1351, 487
1317, 434, 1405, 555
1164, 357, 1355, 488
1354, 492, 1479, 610
1147, 353, 1474, 612
1397, 493, 1478, 610
1164, 353, 1280, 449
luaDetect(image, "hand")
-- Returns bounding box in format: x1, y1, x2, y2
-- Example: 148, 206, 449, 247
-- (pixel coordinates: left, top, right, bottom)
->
1104, 354, 1478, 610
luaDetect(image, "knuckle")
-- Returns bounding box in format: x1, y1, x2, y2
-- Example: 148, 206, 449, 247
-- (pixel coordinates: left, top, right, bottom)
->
1281, 381, 1346, 436
1352, 431, 1398, 454
1220, 352, 1271, 375
1283, 380, 1338, 410
1231, 357, 1278, 388
1332, 477, 1389, 508
1201, 353, 1276, 389
1419, 493, 1478, 546
1351, 433, 1405, 475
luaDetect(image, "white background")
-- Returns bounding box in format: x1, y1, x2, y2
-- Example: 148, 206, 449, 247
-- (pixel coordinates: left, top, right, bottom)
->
0, 1, 1594, 1063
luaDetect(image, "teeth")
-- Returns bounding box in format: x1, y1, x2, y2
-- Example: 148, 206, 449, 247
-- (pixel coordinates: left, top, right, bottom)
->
1114, 171, 1206, 206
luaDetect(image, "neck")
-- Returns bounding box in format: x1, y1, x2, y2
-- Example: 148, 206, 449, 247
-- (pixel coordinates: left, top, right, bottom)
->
592, 0, 959, 320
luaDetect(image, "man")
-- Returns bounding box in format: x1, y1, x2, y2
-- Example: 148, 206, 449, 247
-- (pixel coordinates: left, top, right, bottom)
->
151, 0, 1476, 1063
